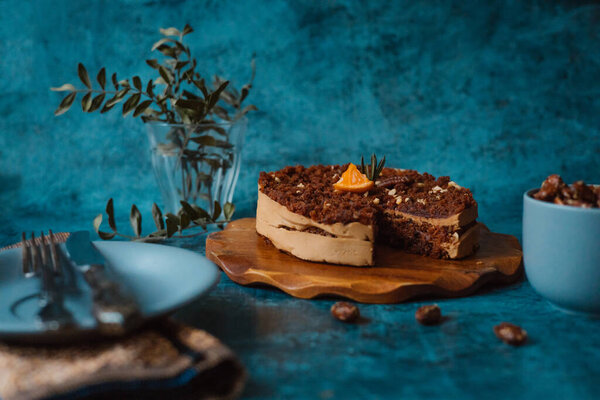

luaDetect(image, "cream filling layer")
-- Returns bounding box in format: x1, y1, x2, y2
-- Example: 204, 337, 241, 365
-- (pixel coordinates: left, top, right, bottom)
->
440, 223, 481, 259
385, 205, 478, 229
256, 219, 374, 266
257, 190, 374, 241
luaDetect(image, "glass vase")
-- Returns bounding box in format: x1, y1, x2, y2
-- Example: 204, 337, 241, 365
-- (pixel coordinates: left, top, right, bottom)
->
145, 119, 247, 215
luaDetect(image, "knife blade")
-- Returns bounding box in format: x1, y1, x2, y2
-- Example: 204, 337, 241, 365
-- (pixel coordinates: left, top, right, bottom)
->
65, 231, 142, 335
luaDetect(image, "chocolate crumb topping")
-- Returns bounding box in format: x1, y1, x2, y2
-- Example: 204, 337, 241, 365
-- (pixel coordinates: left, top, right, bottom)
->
259, 165, 476, 225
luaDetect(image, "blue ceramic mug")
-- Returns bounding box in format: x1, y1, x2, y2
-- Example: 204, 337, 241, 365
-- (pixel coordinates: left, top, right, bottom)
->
523, 189, 600, 315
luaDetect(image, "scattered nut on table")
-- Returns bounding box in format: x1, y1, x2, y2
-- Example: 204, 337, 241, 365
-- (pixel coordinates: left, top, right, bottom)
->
415, 304, 442, 325
494, 322, 528, 346
331, 301, 360, 322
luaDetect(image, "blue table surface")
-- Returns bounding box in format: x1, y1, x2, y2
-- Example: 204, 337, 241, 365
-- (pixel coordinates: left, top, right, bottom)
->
1, 212, 599, 400
2, 0, 600, 398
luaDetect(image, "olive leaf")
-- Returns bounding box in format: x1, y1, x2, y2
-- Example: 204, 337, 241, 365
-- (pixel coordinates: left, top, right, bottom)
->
93, 214, 116, 240
175, 98, 204, 112
152, 203, 164, 230
151, 38, 171, 51
158, 66, 173, 84
81, 92, 92, 112
146, 80, 154, 97
180, 200, 200, 220
54, 92, 77, 116
130, 204, 142, 237
223, 202, 235, 220
207, 80, 229, 109
165, 213, 180, 225
122, 93, 141, 116
193, 207, 211, 222
133, 76, 142, 91
78, 63, 92, 89
175, 60, 189, 70
160, 27, 181, 36
190, 135, 216, 146
133, 100, 153, 117
212, 201, 221, 220
165, 215, 178, 237
89, 93, 106, 112
238, 104, 258, 119
103, 88, 128, 109
98, 231, 116, 240
240, 83, 251, 104
179, 212, 191, 230
106, 198, 117, 231
182, 24, 193, 36
97, 67, 106, 89
146, 59, 160, 69
193, 79, 209, 98
93, 214, 103, 232
51, 83, 76, 92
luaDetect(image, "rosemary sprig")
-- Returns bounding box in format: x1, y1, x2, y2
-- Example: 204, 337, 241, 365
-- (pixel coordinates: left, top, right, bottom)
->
359, 154, 386, 181
93, 198, 235, 242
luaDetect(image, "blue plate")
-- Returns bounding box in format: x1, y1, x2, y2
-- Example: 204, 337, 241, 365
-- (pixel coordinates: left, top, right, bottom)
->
0, 241, 220, 342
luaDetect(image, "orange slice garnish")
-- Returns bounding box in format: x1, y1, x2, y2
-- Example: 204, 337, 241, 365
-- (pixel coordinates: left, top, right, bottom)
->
333, 163, 374, 193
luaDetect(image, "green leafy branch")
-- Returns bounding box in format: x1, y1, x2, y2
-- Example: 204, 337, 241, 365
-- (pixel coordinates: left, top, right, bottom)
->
359, 154, 386, 181
54, 24, 256, 229
52, 23, 257, 124
93, 198, 235, 242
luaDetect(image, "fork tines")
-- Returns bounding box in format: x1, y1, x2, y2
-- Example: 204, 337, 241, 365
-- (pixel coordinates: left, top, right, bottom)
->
21, 232, 30, 276
48, 230, 61, 274
21, 231, 61, 277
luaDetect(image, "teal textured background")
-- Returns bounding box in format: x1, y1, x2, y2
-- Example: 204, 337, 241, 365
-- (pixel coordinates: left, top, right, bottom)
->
1, 1, 600, 399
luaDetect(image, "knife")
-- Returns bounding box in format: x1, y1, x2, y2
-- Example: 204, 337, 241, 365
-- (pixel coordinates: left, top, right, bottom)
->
65, 231, 142, 336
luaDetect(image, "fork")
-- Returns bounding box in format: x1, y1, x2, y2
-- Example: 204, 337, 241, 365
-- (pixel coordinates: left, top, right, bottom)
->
22, 231, 74, 331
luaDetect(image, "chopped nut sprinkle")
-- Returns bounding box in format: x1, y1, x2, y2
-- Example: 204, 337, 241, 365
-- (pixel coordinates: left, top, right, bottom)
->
429, 185, 447, 194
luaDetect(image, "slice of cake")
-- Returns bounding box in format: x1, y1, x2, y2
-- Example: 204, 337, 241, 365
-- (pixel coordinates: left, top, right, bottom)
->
256, 160, 479, 267
374, 168, 479, 259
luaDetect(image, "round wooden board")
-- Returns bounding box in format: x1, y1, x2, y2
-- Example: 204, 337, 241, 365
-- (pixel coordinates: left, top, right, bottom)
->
205, 218, 523, 304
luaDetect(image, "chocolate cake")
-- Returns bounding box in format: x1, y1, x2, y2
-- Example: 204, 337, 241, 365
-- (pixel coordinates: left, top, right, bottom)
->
256, 164, 480, 266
